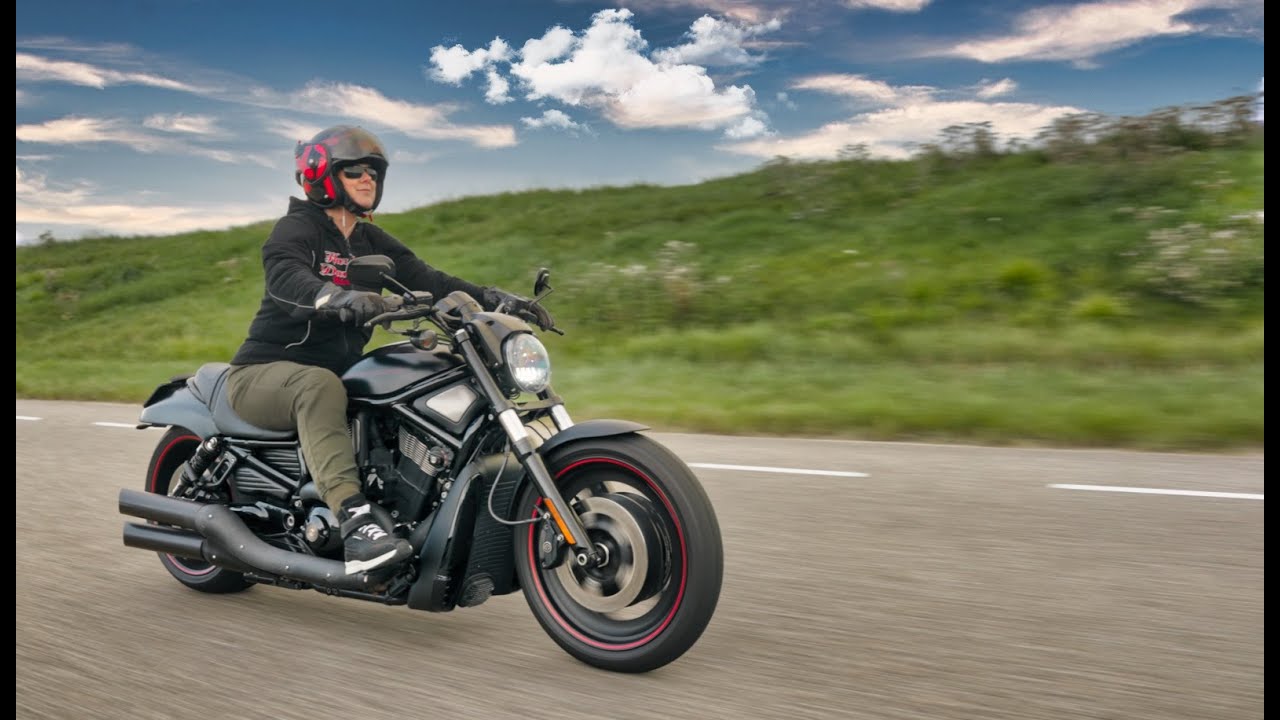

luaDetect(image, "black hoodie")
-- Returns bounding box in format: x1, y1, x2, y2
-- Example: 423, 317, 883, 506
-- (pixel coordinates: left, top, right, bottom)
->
230, 197, 489, 375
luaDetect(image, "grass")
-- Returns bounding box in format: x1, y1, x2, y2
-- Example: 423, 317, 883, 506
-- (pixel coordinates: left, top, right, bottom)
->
16, 135, 1264, 451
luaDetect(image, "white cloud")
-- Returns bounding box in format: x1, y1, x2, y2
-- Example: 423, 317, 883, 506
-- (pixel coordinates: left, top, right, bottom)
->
290, 82, 516, 148
651, 15, 783, 67
519, 26, 578, 66
143, 113, 221, 135
776, 91, 797, 110
484, 69, 512, 104
726, 75, 1083, 159
976, 78, 1018, 99
17, 165, 275, 238
16, 115, 265, 165
610, 0, 774, 23
792, 74, 910, 103
428, 8, 770, 136
427, 38, 513, 84
724, 114, 771, 139
520, 109, 590, 134
608, 67, 759, 130
937, 0, 1212, 65
16, 51, 198, 92
17, 48, 514, 152
843, 0, 932, 10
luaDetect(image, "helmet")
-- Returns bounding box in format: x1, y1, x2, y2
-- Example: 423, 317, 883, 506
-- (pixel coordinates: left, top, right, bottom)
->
294, 125, 389, 215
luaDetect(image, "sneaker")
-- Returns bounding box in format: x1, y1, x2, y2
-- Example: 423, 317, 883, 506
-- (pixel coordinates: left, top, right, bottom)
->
338, 495, 412, 575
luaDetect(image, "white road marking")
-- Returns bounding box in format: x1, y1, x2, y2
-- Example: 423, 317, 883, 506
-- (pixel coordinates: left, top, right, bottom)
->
1050, 484, 1262, 500
14, 417, 1263, 503
689, 462, 869, 478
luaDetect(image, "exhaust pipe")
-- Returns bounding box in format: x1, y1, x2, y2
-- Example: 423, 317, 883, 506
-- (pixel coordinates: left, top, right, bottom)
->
123, 523, 207, 560
119, 489, 383, 591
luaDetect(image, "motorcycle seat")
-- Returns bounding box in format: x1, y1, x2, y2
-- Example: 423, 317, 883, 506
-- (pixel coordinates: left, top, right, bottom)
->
188, 363, 296, 441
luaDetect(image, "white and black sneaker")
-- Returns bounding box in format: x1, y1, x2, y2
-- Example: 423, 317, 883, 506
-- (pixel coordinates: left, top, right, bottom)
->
338, 495, 412, 575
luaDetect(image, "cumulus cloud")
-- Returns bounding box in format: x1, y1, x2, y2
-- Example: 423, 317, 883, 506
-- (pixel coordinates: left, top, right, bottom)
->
520, 109, 590, 134
723, 74, 1083, 159
934, 0, 1227, 66
652, 15, 782, 66
724, 114, 771, 139
428, 38, 513, 84
426, 8, 773, 136
601, 0, 774, 23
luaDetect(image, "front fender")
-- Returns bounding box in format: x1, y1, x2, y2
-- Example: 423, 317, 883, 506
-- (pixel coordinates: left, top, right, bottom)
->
139, 385, 218, 439
535, 419, 649, 458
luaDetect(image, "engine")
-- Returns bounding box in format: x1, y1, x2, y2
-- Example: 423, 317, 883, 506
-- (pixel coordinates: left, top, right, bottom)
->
368, 423, 454, 523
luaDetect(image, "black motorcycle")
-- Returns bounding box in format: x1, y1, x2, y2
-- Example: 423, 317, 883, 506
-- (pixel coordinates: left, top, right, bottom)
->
117, 255, 724, 673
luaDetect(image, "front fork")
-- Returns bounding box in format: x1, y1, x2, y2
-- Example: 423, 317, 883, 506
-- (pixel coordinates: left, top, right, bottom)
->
457, 334, 599, 568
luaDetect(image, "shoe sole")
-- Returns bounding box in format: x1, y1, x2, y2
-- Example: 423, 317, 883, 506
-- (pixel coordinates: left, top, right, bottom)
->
345, 548, 409, 575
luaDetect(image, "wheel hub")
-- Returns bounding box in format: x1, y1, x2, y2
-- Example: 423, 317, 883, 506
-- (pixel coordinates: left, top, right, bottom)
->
555, 494, 657, 613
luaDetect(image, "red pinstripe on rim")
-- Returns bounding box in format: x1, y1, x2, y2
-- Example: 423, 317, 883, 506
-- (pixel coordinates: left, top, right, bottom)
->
526, 457, 688, 651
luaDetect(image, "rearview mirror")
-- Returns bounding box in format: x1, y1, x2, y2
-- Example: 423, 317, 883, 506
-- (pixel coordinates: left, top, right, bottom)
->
534, 268, 552, 298
348, 255, 397, 292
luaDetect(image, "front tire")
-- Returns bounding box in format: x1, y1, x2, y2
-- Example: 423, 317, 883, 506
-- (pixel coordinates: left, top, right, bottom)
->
145, 426, 253, 594
515, 434, 723, 673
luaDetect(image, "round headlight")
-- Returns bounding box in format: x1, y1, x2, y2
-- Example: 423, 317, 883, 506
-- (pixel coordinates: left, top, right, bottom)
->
502, 333, 551, 393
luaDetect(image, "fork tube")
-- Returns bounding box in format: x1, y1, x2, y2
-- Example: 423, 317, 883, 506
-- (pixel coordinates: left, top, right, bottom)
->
456, 333, 593, 555
536, 388, 575, 431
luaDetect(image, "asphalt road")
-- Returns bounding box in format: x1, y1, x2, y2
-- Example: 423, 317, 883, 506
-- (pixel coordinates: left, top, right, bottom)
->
16, 399, 1264, 720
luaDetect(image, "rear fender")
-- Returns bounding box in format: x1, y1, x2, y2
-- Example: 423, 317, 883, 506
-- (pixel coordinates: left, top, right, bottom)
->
139, 384, 218, 439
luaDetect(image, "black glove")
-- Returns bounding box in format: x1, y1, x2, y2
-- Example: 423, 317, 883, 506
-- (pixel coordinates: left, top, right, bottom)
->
483, 287, 553, 330
315, 287, 388, 325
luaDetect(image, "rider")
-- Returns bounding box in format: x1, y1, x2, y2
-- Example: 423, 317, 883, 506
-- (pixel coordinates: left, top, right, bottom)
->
225, 124, 547, 574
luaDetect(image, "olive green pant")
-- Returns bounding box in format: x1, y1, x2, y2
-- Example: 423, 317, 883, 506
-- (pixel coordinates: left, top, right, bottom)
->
225, 362, 360, 514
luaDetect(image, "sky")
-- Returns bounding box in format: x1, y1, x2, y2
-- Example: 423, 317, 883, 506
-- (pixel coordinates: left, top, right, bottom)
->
16, 0, 1264, 244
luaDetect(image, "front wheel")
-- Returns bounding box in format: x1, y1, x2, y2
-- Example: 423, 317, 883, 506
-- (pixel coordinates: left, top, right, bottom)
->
515, 434, 723, 673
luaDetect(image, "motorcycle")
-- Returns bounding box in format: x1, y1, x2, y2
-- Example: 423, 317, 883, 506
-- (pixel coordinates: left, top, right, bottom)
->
117, 255, 724, 673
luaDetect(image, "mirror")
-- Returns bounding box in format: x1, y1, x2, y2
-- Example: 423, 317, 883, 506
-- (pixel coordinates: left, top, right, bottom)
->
348, 254, 397, 292
534, 267, 552, 298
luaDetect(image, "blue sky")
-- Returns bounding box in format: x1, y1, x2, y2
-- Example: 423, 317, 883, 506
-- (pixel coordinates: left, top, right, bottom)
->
16, 0, 1263, 243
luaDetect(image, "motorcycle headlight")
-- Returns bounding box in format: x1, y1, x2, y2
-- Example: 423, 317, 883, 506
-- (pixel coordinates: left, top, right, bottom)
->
502, 333, 551, 393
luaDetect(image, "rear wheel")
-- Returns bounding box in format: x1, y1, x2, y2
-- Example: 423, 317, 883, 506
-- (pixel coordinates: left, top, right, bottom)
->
145, 426, 253, 594
515, 434, 723, 673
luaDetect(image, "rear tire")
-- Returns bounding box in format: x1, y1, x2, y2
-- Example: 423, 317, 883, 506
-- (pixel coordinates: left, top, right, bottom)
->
515, 434, 723, 673
145, 426, 253, 594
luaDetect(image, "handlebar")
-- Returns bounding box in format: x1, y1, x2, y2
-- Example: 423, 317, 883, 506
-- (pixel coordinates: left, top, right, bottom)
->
323, 289, 560, 335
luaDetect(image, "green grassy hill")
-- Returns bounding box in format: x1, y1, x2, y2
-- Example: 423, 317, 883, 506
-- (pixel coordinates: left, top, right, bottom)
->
16, 133, 1264, 451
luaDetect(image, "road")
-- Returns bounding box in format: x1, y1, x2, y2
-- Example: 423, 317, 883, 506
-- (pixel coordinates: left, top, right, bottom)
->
16, 399, 1264, 720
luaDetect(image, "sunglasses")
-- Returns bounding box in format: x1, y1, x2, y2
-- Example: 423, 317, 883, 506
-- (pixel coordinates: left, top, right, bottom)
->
339, 164, 379, 180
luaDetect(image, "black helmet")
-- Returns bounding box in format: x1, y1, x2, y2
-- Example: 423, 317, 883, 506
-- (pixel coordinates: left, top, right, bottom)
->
294, 125, 389, 215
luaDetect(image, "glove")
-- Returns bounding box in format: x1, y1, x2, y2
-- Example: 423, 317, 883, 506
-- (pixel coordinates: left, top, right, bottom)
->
315, 286, 388, 325
483, 287, 553, 330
